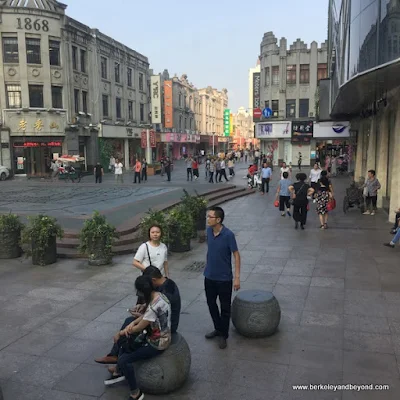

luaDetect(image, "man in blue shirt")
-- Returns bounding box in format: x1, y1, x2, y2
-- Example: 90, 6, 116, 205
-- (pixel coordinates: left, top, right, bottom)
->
204, 206, 241, 349
261, 162, 272, 194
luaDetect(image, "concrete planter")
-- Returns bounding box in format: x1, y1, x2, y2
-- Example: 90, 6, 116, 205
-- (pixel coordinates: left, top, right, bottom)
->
31, 236, 57, 266
169, 236, 191, 253
0, 229, 22, 259
88, 236, 112, 266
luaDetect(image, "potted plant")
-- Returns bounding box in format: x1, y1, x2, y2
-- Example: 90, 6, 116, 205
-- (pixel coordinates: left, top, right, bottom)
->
140, 208, 170, 244
21, 215, 63, 266
167, 205, 194, 253
79, 211, 119, 266
181, 190, 208, 232
0, 213, 24, 259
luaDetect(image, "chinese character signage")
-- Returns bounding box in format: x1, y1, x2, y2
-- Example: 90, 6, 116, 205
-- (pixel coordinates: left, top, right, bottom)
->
253, 72, 261, 122
141, 130, 147, 148
291, 120, 314, 143
151, 75, 162, 124
164, 80, 173, 129
149, 130, 156, 148
230, 113, 233, 136
224, 109, 231, 136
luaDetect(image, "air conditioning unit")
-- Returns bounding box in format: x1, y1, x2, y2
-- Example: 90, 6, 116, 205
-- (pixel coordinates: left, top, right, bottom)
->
309, 112, 314, 117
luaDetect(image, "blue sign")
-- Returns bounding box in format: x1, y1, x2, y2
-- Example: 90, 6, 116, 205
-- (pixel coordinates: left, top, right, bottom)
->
262, 108, 272, 118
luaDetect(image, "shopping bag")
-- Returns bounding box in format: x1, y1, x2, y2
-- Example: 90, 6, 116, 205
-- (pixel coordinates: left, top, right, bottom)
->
327, 198, 336, 211
274, 200, 279, 207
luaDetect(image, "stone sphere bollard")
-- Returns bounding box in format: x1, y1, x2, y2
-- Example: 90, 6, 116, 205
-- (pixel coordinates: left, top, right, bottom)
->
135, 333, 191, 395
232, 290, 281, 338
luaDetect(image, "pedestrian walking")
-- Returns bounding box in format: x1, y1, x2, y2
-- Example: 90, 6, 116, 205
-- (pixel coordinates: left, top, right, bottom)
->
280, 162, 292, 180
205, 156, 211, 180
186, 156, 193, 181
244, 149, 249, 163
312, 176, 332, 229
109, 156, 115, 173
261, 162, 272, 194
309, 163, 322, 191
219, 159, 229, 182
289, 173, 312, 230
114, 159, 124, 183
204, 206, 241, 350
228, 158, 235, 177
215, 159, 221, 182
141, 158, 147, 182
362, 169, 381, 215
209, 159, 215, 183
160, 155, 165, 176
134, 159, 141, 184
164, 157, 172, 182
298, 152, 302, 171
94, 162, 104, 183
50, 159, 60, 182
192, 158, 199, 180
275, 171, 292, 216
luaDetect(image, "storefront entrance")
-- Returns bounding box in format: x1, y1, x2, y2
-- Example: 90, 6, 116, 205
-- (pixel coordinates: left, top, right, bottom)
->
12, 138, 63, 177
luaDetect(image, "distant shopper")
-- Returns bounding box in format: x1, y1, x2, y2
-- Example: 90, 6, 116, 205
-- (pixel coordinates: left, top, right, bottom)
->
164, 157, 172, 182
192, 158, 199, 180
298, 153, 302, 170
309, 163, 322, 190
204, 206, 240, 350
276, 171, 292, 217
51, 159, 60, 181
261, 162, 272, 194
94, 162, 104, 184
186, 156, 193, 181
134, 159, 142, 184
280, 162, 291, 180
363, 169, 381, 216
209, 159, 215, 183
114, 159, 123, 183
312, 176, 332, 229
141, 158, 148, 182
228, 158, 235, 177
219, 159, 229, 182
289, 173, 312, 230
109, 156, 115, 173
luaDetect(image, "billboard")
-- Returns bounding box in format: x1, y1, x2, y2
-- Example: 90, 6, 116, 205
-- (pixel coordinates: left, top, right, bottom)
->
256, 121, 291, 139
313, 122, 350, 138
224, 109, 231, 136
164, 80, 173, 129
291, 120, 314, 143
151, 76, 161, 124
253, 72, 261, 122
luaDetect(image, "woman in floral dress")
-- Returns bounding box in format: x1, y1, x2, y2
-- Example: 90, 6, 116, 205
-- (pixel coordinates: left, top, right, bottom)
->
314, 176, 332, 229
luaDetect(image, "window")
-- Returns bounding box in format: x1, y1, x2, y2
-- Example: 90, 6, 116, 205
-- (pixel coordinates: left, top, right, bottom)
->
265, 67, 270, 85
140, 103, 145, 121
2, 37, 19, 63
80, 49, 86, 73
128, 100, 134, 120
127, 68, 133, 87
26, 38, 41, 64
101, 57, 107, 79
139, 73, 144, 91
264, 100, 270, 109
49, 40, 60, 66
29, 85, 43, 108
286, 65, 296, 84
271, 100, 279, 117
102, 94, 109, 117
300, 64, 310, 84
51, 86, 63, 109
74, 89, 79, 114
82, 91, 88, 113
272, 66, 279, 85
318, 63, 328, 81
72, 46, 78, 70
299, 99, 309, 118
116, 97, 122, 119
6, 85, 22, 108
115, 63, 120, 83
286, 99, 296, 118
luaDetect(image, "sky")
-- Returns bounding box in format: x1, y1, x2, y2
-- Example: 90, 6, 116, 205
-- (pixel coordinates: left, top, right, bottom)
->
65, 0, 328, 112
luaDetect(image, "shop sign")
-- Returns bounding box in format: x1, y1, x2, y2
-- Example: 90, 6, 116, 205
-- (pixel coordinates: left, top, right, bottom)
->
223, 109, 231, 136
151, 75, 162, 124
126, 128, 133, 137
218, 137, 232, 143
253, 72, 261, 122
164, 80, 173, 129
149, 130, 156, 148
256, 122, 291, 139
162, 133, 200, 143
13, 141, 62, 148
141, 130, 147, 148
291, 121, 313, 143
313, 122, 350, 138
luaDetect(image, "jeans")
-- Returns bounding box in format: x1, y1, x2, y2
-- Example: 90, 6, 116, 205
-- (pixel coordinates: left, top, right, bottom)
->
293, 202, 308, 225
118, 344, 162, 391
134, 172, 141, 183
392, 212, 400, 230
95, 175, 102, 183
109, 316, 136, 357
261, 178, 270, 193
187, 168, 193, 181
209, 171, 214, 183
392, 229, 400, 244
279, 195, 290, 211
141, 169, 147, 182
366, 195, 377, 211
205, 277, 233, 339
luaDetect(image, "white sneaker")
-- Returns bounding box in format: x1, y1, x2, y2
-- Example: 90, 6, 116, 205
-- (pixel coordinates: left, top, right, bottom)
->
371, 211, 375, 216
363, 211, 371, 215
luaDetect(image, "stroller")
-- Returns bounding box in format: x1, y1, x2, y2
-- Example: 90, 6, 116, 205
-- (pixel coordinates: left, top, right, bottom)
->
343, 181, 365, 213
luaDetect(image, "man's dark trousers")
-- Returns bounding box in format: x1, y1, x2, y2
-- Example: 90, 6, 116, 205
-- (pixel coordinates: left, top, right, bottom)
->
205, 277, 233, 338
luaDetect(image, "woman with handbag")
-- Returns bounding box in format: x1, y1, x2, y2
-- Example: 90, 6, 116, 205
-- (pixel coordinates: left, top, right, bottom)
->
313, 176, 333, 229
289, 173, 313, 230
275, 171, 292, 217
105, 275, 172, 400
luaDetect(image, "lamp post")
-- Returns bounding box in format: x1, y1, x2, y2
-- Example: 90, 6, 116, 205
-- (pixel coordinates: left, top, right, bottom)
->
212, 132, 216, 155
140, 123, 153, 163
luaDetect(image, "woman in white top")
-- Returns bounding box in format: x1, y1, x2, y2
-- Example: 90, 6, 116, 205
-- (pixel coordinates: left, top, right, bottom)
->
280, 162, 291, 180
133, 224, 169, 277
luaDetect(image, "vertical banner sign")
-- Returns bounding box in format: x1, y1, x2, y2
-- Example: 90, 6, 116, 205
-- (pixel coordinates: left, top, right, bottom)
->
164, 80, 173, 129
149, 130, 156, 148
141, 130, 147, 148
253, 72, 261, 121
151, 76, 161, 124
230, 113, 233, 136
224, 109, 231, 136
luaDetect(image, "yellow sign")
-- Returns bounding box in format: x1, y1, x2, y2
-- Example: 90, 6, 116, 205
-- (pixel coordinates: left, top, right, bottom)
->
50, 122, 59, 129
18, 120, 27, 132
34, 119, 43, 131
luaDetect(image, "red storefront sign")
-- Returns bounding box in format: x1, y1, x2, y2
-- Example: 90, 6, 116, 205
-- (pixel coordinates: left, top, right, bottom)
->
149, 130, 156, 148
13, 141, 62, 148
141, 130, 147, 148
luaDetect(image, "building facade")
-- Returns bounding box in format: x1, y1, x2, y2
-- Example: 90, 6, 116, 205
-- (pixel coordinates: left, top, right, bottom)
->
256, 31, 328, 166
327, 0, 400, 221
232, 107, 254, 149
0, 0, 150, 176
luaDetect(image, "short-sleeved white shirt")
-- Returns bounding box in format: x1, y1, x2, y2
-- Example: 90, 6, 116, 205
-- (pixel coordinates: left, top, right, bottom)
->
114, 163, 123, 175
134, 241, 168, 273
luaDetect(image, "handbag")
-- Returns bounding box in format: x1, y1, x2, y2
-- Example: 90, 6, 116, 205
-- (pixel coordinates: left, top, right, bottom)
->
327, 198, 336, 211
274, 200, 279, 207
119, 330, 148, 354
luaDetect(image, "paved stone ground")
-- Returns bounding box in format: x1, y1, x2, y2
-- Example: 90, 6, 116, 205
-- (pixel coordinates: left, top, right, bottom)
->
0, 168, 399, 400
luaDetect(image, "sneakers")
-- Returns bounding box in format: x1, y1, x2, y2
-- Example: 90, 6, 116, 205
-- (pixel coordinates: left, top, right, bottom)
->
104, 374, 125, 386
384, 243, 395, 248
131, 390, 144, 400
281, 212, 285, 217
371, 211, 375, 216
363, 210, 371, 215
205, 330, 220, 339
95, 355, 118, 364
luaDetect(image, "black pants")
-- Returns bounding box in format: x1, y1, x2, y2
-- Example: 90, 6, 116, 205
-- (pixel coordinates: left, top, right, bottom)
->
219, 169, 228, 182
205, 278, 233, 339
279, 195, 290, 211
95, 175, 102, 183
165, 168, 171, 181
293, 202, 308, 225
229, 167, 235, 176
261, 178, 270, 193
187, 168, 193, 181
298, 163, 302, 171
109, 316, 135, 357
134, 171, 141, 183
193, 168, 199, 178
366, 195, 377, 211
141, 169, 147, 182
209, 171, 214, 183
311, 182, 319, 191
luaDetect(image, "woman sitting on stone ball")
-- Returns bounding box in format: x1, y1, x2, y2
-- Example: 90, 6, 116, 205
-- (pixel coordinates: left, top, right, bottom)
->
104, 275, 171, 400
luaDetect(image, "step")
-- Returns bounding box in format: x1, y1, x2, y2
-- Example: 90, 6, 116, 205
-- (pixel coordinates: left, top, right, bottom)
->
208, 188, 255, 207
207, 187, 247, 202
57, 243, 141, 259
